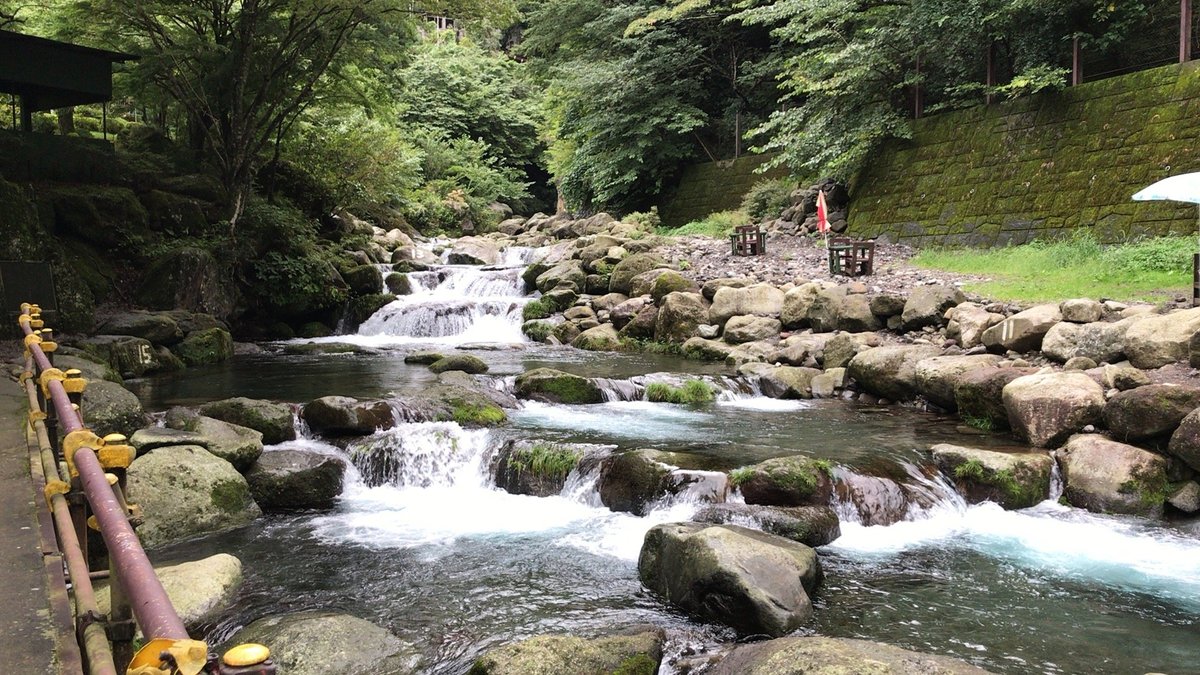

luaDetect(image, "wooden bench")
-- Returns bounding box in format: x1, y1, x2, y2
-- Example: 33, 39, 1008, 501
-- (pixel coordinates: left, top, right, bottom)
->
827, 237, 876, 277
730, 225, 766, 256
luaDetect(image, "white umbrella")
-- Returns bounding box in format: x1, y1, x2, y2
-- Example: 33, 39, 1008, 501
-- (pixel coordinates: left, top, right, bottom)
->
1133, 172, 1200, 305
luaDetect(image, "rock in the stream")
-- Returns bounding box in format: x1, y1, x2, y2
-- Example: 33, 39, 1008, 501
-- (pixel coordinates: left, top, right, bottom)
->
572, 323, 624, 351
514, 368, 603, 404
493, 440, 584, 498
173, 326, 235, 366
96, 554, 241, 632
165, 412, 264, 472
302, 396, 397, 435
1060, 434, 1169, 517
708, 636, 992, 675
229, 612, 422, 675
468, 628, 665, 675
598, 450, 672, 515
732, 456, 833, 507
847, 345, 941, 402
931, 444, 1054, 509
638, 523, 821, 637
199, 397, 296, 445
428, 354, 489, 375
81, 380, 149, 437
912, 354, 1003, 410
246, 448, 346, 510
692, 504, 840, 547
127, 445, 261, 548
654, 291, 707, 343
953, 367, 1037, 431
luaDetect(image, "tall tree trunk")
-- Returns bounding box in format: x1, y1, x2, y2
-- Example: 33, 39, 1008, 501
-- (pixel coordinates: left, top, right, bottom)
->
56, 107, 75, 135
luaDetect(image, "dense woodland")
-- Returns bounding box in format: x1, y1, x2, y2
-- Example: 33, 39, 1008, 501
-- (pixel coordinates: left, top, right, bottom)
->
0, 0, 1184, 331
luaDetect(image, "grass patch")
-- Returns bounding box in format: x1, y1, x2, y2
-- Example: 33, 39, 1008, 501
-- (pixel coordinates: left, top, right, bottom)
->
912, 231, 1193, 302
508, 443, 581, 481
522, 297, 555, 321
656, 210, 748, 239
953, 459, 1041, 506
960, 413, 997, 432
728, 467, 754, 487
645, 379, 716, 405
621, 338, 683, 355
522, 320, 554, 342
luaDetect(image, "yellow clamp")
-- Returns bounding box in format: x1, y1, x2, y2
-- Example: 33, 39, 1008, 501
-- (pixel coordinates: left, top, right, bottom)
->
41, 340, 57, 353
43, 480, 69, 509
18, 370, 33, 385
127, 638, 209, 675
224, 643, 271, 667
39, 368, 66, 399
23, 333, 41, 348
28, 409, 47, 428
30, 318, 45, 329
17, 313, 31, 326
61, 430, 103, 478
62, 370, 87, 395
98, 433, 135, 470
20, 302, 31, 313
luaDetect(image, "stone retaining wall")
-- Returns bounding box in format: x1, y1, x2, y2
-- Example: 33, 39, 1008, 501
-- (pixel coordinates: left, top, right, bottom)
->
658, 153, 791, 228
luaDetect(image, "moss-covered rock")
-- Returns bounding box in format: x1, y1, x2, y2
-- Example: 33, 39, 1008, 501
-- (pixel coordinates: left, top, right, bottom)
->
522, 319, 556, 343
514, 368, 603, 404
428, 354, 489, 375
572, 323, 624, 351
228, 611, 421, 675
80, 380, 148, 437
597, 450, 673, 515
730, 456, 833, 507
608, 253, 669, 295
385, 272, 413, 295
343, 264, 384, 296
246, 448, 346, 510
692, 503, 841, 547
165, 412, 264, 472
1102, 383, 1200, 444
469, 629, 664, 675
403, 350, 445, 365
172, 327, 234, 366
931, 444, 1054, 509
77, 335, 175, 378
343, 293, 395, 332
1060, 434, 1170, 517
493, 440, 584, 497
199, 397, 296, 445
135, 246, 237, 320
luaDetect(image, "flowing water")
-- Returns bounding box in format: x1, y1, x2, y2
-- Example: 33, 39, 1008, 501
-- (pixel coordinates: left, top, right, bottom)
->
139, 245, 1200, 674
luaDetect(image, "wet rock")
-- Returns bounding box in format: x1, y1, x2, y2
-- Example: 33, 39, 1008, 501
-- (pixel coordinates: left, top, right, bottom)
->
1102, 383, 1200, 443
199, 397, 296, 445
469, 629, 664, 675
514, 368, 602, 404
95, 310, 183, 345
982, 303, 1062, 353
913, 354, 1003, 410
96, 554, 241, 633
572, 323, 624, 351
81, 380, 148, 437
172, 327, 235, 366
832, 471, 909, 525
1002, 371, 1105, 448
1060, 435, 1169, 517
447, 238, 500, 265
130, 426, 207, 455
1124, 308, 1200, 369
1168, 481, 1200, 513
428, 354, 489, 375
709, 284, 785, 328
229, 611, 421, 675
1167, 408, 1200, 472
246, 448, 346, 510
954, 367, 1037, 431
302, 396, 396, 435
598, 450, 672, 515
723, 315, 782, 344
757, 366, 821, 399
900, 285, 966, 331
655, 291, 707, 343
682, 337, 735, 361
343, 264, 383, 296
609, 253, 669, 295
535, 261, 586, 294
128, 445, 261, 548
733, 456, 833, 507
692, 504, 840, 547
493, 440, 586, 498
1061, 298, 1103, 323
402, 350, 445, 365
847, 345, 941, 402
638, 523, 821, 637
164, 412, 264, 472
931, 444, 1053, 509
709, 636, 992, 675
610, 296, 651, 330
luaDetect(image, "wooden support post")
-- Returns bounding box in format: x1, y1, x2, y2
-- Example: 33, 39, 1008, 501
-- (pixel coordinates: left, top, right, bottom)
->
19, 94, 32, 132
986, 43, 996, 105
1072, 36, 1083, 85
914, 54, 923, 119
1183, 0, 1194, 63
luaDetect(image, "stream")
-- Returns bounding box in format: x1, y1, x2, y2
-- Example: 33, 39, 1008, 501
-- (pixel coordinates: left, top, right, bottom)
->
130, 244, 1200, 675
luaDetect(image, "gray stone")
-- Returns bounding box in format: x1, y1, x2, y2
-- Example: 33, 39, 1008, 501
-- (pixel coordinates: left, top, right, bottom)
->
805, 286, 848, 333
758, 366, 822, 399
682, 337, 735, 362
572, 323, 623, 351
945, 302, 997, 349
95, 310, 183, 345
847, 345, 942, 402
534, 261, 586, 294
598, 450, 672, 516
166, 414, 264, 472
514, 368, 602, 404
1003, 371, 1105, 448
1124, 308, 1200, 368
1061, 298, 1104, 323
229, 612, 421, 675
702, 276, 756, 301
692, 504, 840, 547
869, 293, 906, 318
1167, 407, 1200, 472
913, 354, 1003, 410
96, 554, 242, 633
1102, 384, 1200, 443
709, 284, 785, 328
469, 629, 664, 675
446, 237, 500, 265
835, 294, 882, 332
128, 445, 261, 548
900, 285, 966, 331
78, 335, 169, 378
1102, 365, 1151, 391
931, 444, 1053, 509
655, 292, 707, 343
709, 637, 991, 675
608, 253, 669, 295
723, 315, 782, 344
1041, 318, 1135, 364
302, 396, 397, 436
1168, 481, 1200, 513
81, 380, 148, 437
982, 303, 1062, 353
199, 397, 296, 445
733, 455, 833, 507
246, 448, 346, 510
638, 523, 821, 637
1060, 435, 1169, 517
428, 354, 489, 375
780, 282, 823, 329
1063, 356, 1097, 370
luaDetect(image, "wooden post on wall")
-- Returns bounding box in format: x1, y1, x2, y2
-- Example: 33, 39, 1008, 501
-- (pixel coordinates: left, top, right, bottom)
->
986, 43, 996, 105
1072, 36, 1083, 86
1183, 0, 1194, 63
914, 54, 924, 119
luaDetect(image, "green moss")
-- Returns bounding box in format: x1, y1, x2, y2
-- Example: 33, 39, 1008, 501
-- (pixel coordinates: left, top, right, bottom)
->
522, 297, 555, 321
451, 403, 506, 426
1120, 468, 1171, 508
960, 413, 997, 432
954, 459, 1041, 506
508, 443, 582, 481
522, 320, 554, 342
953, 459, 987, 482
210, 480, 248, 514
612, 653, 657, 675
621, 338, 683, 356
764, 463, 820, 496
729, 467, 753, 487
644, 379, 716, 405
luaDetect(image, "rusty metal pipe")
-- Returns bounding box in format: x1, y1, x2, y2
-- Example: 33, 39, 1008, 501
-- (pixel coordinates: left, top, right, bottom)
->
74, 447, 188, 639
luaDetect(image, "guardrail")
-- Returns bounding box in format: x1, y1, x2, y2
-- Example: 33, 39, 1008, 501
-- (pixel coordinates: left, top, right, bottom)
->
17, 303, 275, 675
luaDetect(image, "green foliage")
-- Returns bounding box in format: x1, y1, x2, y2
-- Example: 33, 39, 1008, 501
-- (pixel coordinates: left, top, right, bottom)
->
522, 298, 556, 321
741, 178, 795, 221
623, 207, 662, 231
961, 414, 997, 432
913, 232, 1193, 302
508, 443, 582, 481
659, 210, 747, 238
728, 467, 753, 487
522, 320, 555, 342
645, 379, 716, 405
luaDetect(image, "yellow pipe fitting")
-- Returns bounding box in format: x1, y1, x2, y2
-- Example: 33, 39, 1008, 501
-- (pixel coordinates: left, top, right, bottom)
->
17, 313, 31, 326
23, 333, 42, 348
20, 302, 31, 312
223, 643, 271, 667
41, 340, 57, 353
62, 370, 87, 394
128, 638, 209, 675
62, 429, 103, 478
43, 480, 70, 509
27, 409, 47, 427
38, 368, 66, 399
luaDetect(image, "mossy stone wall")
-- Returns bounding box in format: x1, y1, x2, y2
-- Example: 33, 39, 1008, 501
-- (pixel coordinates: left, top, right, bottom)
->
659, 154, 790, 228
849, 62, 1200, 247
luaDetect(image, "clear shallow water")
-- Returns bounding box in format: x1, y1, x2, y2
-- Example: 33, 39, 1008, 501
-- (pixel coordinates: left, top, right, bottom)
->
137, 251, 1200, 675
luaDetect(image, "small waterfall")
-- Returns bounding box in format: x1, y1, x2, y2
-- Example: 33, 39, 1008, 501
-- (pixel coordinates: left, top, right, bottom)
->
831, 462, 966, 526
349, 422, 495, 488
1048, 452, 1065, 501
590, 374, 759, 403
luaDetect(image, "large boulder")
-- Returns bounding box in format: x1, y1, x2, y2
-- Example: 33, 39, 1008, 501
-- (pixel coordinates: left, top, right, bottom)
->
572, 323, 624, 351
428, 354, 489, 375
446, 237, 500, 265
835, 294, 882, 333
692, 504, 840, 547
199, 397, 296, 445
617, 305, 659, 341
135, 246, 237, 320
1168, 408, 1200, 472
229, 612, 421, 675
127, 445, 261, 548
514, 368, 602, 404
534, 261, 586, 294
709, 284, 785, 328
654, 291, 707, 343
172, 327, 234, 366
609, 253, 669, 295
81, 380, 148, 437
931, 444, 1054, 509
732, 456, 833, 507
597, 450, 672, 515
638, 523, 821, 637
953, 367, 1037, 431
900, 286, 966, 331
301, 396, 397, 435
682, 337, 735, 362
1060, 298, 1104, 323
95, 310, 183, 345
832, 472, 910, 526
945, 302, 999, 349
1124, 307, 1200, 368
1102, 384, 1200, 443
805, 287, 849, 333
1002, 371, 1105, 448
166, 412, 264, 472
982, 303, 1062, 353
246, 447, 346, 510
493, 441, 585, 498
1060, 435, 1169, 516
780, 283, 823, 329
96, 554, 241, 632
847, 345, 941, 402
912, 355, 1003, 410
468, 629, 664, 675
53, 353, 122, 383
342, 264, 383, 296
708, 637, 991, 675
723, 315, 782, 344
757, 366, 822, 399
77, 335, 171, 378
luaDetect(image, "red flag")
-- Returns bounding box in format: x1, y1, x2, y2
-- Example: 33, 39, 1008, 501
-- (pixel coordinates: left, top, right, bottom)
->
816, 189, 829, 235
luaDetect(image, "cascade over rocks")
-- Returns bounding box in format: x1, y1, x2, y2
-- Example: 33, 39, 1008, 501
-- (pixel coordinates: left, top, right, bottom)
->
446, 237, 501, 265
598, 450, 673, 516
847, 345, 941, 402
638, 523, 821, 637
931, 444, 1053, 509
692, 504, 841, 547
708, 636, 992, 675
832, 471, 910, 525
229, 612, 422, 675
1060, 435, 1169, 517
1102, 383, 1200, 443
468, 628, 664, 675
1002, 371, 1105, 448
246, 448, 346, 510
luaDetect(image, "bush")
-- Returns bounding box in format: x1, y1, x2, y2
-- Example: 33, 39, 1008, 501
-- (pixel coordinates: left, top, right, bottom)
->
1102, 235, 1194, 274
659, 210, 749, 238
741, 178, 795, 221
645, 379, 716, 405
522, 297, 555, 321
623, 207, 662, 230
